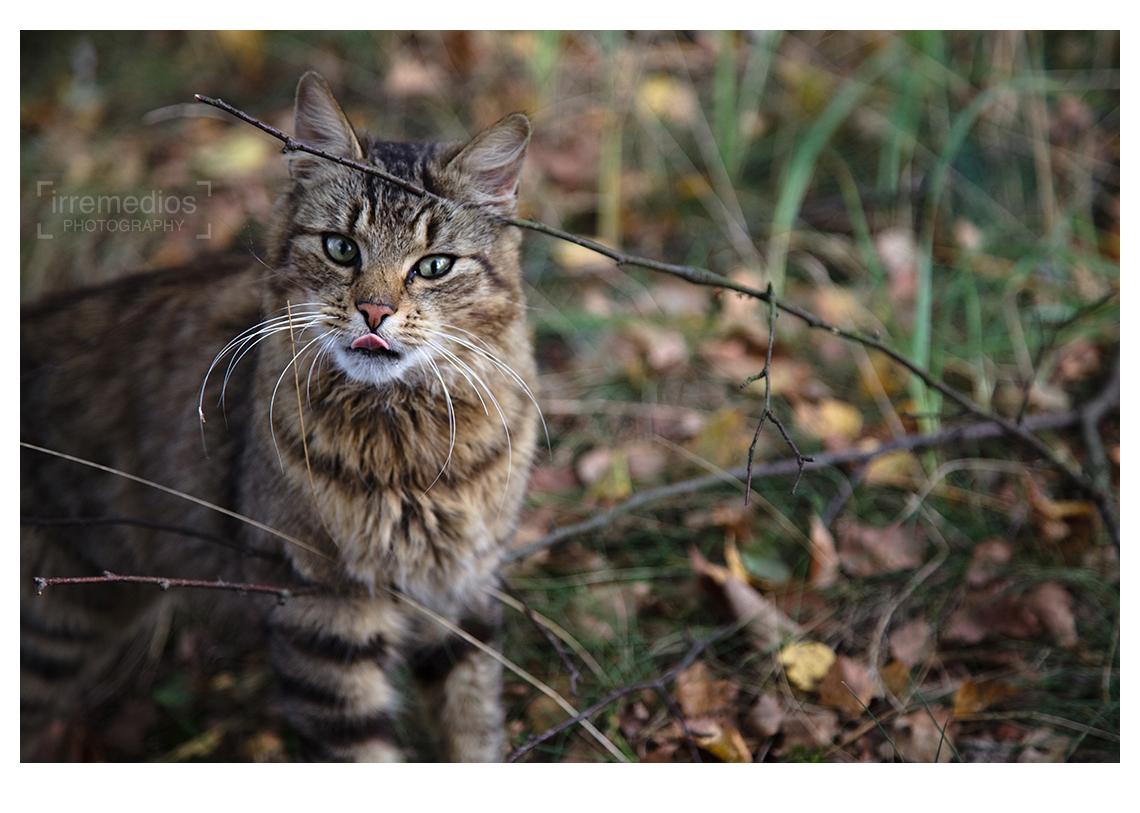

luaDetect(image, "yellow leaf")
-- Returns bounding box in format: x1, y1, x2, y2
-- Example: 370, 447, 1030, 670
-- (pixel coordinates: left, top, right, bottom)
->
864, 449, 919, 487
779, 641, 836, 692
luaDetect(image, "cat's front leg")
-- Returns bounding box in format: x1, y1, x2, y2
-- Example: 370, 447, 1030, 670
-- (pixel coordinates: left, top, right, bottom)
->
409, 605, 505, 762
265, 593, 408, 762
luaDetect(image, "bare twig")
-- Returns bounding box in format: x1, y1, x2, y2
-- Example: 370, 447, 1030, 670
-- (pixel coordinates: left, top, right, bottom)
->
34, 570, 313, 602
510, 370, 1119, 561
500, 580, 584, 695
742, 283, 814, 501
20, 515, 282, 562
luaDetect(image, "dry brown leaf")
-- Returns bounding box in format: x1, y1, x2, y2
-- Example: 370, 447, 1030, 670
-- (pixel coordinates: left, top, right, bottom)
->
779, 641, 836, 692
889, 617, 933, 668
879, 660, 913, 698
745, 692, 785, 739
807, 514, 839, 588
793, 398, 863, 451
952, 680, 1021, 716
723, 574, 802, 652
966, 538, 1014, 587
817, 655, 876, 716
886, 708, 955, 763
689, 546, 803, 651
836, 518, 924, 577
945, 580, 1077, 649
676, 662, 737, 718
775, 706, 839, 753
1023, 582, 1078, 648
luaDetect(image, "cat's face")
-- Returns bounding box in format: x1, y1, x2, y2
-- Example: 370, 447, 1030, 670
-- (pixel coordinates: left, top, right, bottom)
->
265, 73, 531, 393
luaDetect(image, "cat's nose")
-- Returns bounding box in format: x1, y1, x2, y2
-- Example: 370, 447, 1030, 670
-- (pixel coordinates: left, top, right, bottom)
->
357, 302, 395, 331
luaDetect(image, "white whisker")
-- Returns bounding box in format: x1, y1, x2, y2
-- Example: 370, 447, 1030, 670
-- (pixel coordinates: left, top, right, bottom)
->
268, 332, 329, 471
420, 353, 457, 496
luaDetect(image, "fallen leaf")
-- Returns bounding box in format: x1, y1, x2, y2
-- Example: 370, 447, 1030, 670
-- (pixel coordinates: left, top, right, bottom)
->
779, 641, 836, 692
807, 514, 839, 588
793, 398, 863, 451
689, 546, 803, 652
889, 617, 933, 668
1022, 582, 1078, 648
966, 538, 1013, 587
863, 449, 920, 488
745, 692, 785, 739
688, 720, 753, 763
676, 662, 737, 719
879, 660, 912, 698
818, 655, 876, 716
886, 708, 955, 763
775, 706, 839, 754
836, 517, 925, 576
952, 680, 1021, 716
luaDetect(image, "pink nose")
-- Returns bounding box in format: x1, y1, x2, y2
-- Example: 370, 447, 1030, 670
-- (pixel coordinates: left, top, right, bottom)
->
357, 302, 395, 330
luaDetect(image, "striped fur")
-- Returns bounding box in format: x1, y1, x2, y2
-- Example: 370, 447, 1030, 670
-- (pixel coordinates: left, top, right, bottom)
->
20, 73, 538, 761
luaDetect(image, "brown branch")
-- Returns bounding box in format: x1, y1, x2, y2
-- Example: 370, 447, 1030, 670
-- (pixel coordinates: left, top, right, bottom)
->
500, 580, 583, 696
510, 370, 1119, 562
34, 570, 315, 602
194, 92, 1119, 540
742, 283, 813, 501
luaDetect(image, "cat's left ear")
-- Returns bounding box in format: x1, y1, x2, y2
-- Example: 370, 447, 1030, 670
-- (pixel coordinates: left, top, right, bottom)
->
448, 113, 531, 207
290, 71, 365, 179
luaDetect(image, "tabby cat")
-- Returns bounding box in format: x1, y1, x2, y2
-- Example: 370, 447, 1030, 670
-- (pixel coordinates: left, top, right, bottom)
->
21, 72, 539, 761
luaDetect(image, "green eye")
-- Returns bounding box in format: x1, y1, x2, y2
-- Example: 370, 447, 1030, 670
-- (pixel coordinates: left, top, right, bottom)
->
323, 233, 359, 265
415, 254, 455, 279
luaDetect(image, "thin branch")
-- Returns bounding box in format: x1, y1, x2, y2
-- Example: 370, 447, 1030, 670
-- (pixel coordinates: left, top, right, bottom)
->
500, 580, 584, 695
510, 371, 1119, 561
742, 283, 813, 501
34, 570, 313, 602
20, 515, 284, 563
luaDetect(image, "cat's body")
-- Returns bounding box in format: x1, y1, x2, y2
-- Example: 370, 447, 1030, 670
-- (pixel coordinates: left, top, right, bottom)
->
21, 73, 538, 761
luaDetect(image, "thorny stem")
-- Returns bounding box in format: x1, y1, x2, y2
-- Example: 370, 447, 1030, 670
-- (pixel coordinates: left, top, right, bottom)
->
193, 91, 1118, 542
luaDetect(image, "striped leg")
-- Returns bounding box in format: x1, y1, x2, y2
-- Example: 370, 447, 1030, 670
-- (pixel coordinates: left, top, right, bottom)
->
265, 594, 407, 762
409, 609, 505, 762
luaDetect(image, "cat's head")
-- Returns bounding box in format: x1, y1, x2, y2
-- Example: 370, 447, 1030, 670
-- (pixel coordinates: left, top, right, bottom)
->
266, 72, 531, 390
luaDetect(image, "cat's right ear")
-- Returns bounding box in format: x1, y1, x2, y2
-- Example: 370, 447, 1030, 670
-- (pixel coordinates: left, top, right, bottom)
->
290, 72, 364, 178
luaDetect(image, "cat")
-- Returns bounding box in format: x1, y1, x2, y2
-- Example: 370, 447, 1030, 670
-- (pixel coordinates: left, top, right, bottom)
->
21, 71, 540, 762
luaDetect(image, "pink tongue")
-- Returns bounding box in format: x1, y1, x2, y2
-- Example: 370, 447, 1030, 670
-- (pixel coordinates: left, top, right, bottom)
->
351, 334, 390, 351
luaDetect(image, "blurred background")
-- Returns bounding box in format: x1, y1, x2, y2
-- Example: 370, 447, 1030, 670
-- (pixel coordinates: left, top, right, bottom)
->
20, 31, 1119, 762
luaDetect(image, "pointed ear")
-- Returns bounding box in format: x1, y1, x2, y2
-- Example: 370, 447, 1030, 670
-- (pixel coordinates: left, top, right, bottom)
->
290, 72, 364, 178
448, 113, 531, 206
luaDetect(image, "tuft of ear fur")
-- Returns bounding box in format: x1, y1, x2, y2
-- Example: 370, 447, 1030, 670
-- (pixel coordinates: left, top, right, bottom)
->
290, 72, 364, 178
448, 113, 531, 206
